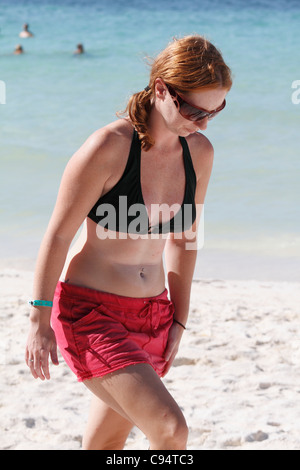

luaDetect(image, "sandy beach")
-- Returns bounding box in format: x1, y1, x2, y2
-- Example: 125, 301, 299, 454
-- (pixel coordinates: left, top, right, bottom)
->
1, 268, 299, 450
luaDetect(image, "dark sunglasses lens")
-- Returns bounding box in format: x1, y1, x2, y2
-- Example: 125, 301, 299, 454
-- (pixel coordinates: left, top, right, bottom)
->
180, 103, 208, 121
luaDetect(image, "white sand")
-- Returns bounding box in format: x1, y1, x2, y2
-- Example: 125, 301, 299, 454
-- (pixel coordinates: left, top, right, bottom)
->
1, 268, 299, 450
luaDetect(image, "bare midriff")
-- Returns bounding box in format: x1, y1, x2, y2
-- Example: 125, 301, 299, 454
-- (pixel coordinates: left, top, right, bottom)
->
62, 218, 167, 298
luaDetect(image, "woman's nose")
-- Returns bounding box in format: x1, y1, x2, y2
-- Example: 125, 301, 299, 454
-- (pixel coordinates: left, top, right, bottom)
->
196, 117, 209, 131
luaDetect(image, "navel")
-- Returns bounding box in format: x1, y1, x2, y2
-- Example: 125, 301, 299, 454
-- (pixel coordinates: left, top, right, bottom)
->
139, 267, 145, 278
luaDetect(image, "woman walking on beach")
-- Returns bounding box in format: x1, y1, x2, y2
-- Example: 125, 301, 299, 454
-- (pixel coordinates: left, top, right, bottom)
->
25, 35, 232, 450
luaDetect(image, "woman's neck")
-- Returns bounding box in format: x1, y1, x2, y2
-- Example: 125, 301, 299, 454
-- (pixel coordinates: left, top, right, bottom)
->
147, 105, 179, 152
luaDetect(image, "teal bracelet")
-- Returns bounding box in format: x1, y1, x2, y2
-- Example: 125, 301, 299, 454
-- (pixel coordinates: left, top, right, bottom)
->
28, 300, 53, 307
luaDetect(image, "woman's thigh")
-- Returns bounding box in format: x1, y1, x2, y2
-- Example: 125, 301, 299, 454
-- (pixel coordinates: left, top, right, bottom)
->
83, 396, 134, 450
83, 363, 187, 446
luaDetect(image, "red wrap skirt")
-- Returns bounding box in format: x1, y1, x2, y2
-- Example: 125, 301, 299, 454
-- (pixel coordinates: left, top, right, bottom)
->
51, 281, 174, 382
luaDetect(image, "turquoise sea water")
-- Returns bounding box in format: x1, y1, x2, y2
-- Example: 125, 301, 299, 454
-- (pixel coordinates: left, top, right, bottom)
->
0, 0, 299, 280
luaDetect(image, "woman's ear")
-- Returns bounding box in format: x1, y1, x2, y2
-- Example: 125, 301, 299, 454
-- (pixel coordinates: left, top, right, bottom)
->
154, 78, 167, 100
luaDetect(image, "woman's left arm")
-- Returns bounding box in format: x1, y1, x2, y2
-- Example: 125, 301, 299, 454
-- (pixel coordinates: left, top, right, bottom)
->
163, 135, 214, 375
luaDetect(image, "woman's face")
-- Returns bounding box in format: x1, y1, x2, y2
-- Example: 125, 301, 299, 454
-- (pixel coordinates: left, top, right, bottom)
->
157, 82, 228, 136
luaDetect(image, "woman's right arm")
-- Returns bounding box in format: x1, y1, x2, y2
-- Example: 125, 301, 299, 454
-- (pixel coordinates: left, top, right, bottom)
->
25, 128, 114, 380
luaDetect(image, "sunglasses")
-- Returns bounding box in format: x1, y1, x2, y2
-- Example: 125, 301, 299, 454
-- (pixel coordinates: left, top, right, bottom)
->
166, 84, 226, 122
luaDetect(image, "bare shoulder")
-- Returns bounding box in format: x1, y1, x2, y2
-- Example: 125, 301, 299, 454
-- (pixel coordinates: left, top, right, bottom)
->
90, 118, 133, 148
82, 119, 133, 163
67, 118, 134, 183
186, 132, 214, 181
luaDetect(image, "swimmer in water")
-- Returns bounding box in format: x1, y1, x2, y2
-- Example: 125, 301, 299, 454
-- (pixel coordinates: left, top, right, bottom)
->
19, 23, 34, 38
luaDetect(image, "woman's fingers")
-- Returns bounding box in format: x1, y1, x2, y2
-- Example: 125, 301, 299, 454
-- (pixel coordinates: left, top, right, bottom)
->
27, 357, 39, 379
163, 322, 185, 376
50, 343, 59, 366
40, 348, 50, 380
25, 328, 59, 380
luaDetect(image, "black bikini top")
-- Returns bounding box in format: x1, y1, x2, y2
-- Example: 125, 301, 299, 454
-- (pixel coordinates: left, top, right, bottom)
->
87, 130, 197, 234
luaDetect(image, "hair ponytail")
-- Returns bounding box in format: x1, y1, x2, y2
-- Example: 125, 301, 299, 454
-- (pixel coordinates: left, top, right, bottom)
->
118, 87, 154, 151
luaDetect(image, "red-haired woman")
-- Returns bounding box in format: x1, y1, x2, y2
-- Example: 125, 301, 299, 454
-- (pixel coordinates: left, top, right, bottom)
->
25, 35, 232, 450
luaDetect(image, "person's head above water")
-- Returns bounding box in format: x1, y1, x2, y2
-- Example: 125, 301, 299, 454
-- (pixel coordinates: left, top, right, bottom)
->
14, 44, 24, 54
74, 43, 84, 54
19, 23, 34, 37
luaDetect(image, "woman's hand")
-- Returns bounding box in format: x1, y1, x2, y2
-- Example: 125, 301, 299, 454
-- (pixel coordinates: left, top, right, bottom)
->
25, 320, 59, 381
162, 322, 185, 376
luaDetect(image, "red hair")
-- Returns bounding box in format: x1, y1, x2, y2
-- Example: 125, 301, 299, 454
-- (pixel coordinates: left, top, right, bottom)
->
121, 35, 232, 150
